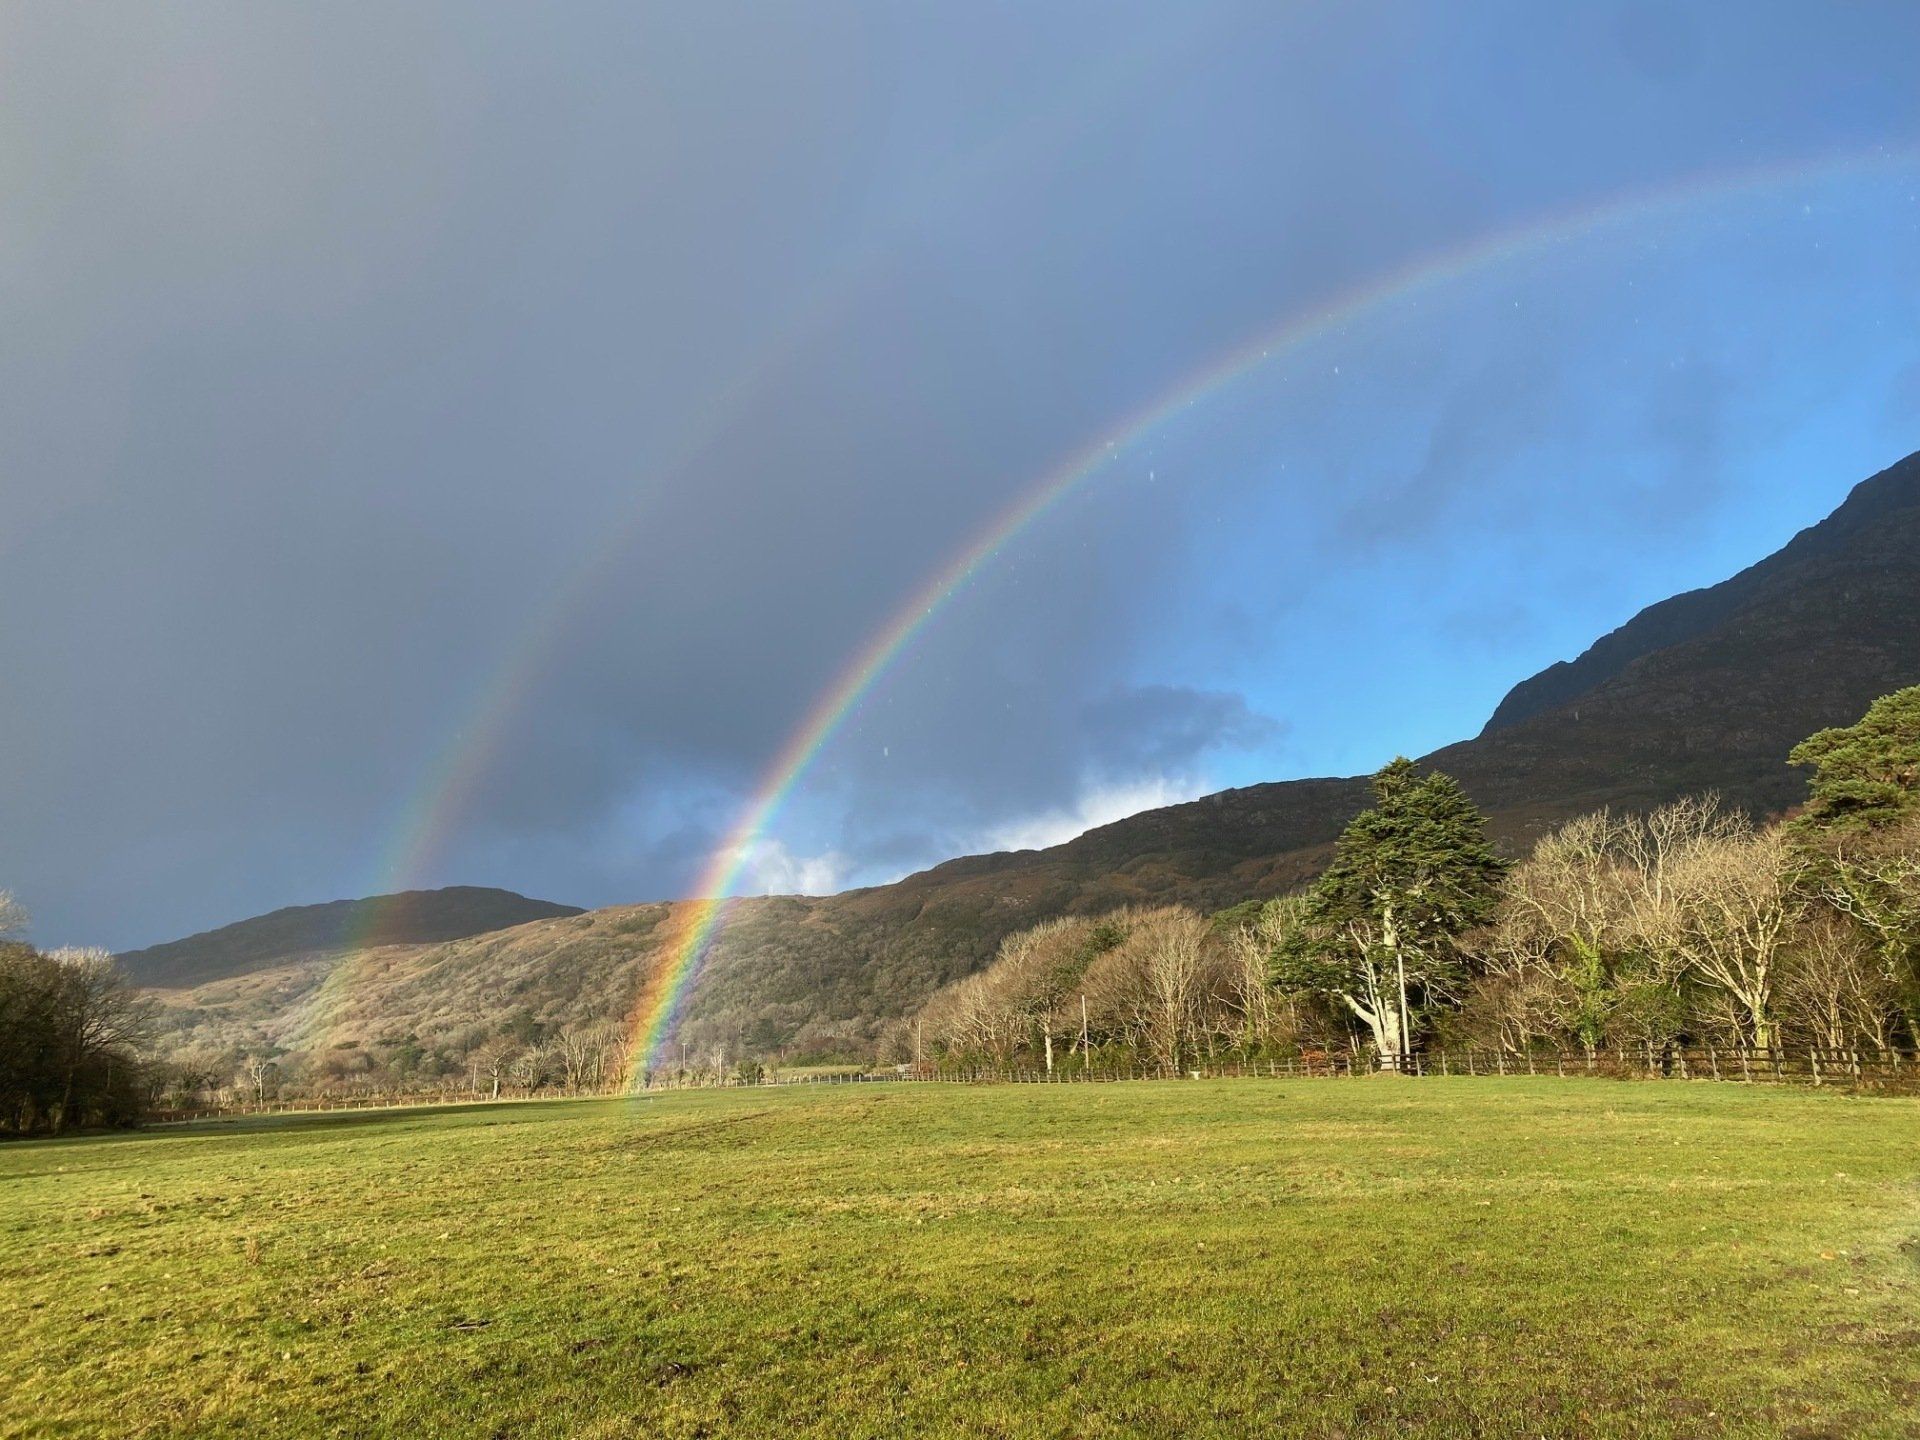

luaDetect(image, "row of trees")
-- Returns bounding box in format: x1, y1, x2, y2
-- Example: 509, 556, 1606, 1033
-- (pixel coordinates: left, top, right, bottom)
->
899, 907, 1282, 1071
1442, 687, 1919, 1058
909, 687, 1920, 1071
0, 894, 155, 1135
154, 1018, 649, 1109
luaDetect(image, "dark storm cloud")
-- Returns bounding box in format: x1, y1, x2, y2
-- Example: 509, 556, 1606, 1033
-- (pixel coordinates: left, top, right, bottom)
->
1079, 687, 1287, 778
1331, 344, 1571, 551
3, 3, 1918, 945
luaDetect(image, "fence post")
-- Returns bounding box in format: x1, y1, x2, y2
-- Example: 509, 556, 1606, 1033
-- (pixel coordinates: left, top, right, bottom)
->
1707, 1046, 1719, 1081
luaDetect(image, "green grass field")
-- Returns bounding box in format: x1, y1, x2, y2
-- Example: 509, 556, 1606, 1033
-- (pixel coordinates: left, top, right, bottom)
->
5, 1079, 1918, 1439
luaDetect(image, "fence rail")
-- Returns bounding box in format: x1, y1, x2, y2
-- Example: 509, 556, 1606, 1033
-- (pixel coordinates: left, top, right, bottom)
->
150, 1044, 1920, 1122
1381, 1044, 1920, 1090
865, 1046, 1920, 1092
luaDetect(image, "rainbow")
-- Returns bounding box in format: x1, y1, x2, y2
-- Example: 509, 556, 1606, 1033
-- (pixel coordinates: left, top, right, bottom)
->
614, 140, 1919, 1085
311, 137, 1916, 1077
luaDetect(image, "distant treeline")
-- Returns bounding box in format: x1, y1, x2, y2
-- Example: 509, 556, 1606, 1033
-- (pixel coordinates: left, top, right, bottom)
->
150, 1019, 640, 1113
904, 687, 1920, 1074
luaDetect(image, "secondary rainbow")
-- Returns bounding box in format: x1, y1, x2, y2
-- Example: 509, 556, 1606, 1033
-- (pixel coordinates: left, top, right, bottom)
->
335, 30, 1188, 965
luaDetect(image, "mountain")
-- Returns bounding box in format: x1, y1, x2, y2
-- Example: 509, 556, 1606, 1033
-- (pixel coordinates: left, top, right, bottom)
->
118, 886, 583, 989
1483, 452, 1920, 735
141, 451, 1920, 1065
1447, 449, 1920, 819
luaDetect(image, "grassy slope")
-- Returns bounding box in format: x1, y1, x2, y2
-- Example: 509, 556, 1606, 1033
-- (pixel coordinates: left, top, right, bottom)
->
4, 1080, 1918, 1439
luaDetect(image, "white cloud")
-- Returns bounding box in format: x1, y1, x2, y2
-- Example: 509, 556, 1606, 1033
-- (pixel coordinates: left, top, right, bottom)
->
728, 837, 850, 897
981, 775, 1206, 854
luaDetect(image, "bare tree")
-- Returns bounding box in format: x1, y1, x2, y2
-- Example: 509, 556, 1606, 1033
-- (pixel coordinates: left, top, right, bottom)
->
1499, 811, 1640, 1052
239, 1052, 278, 1103
1622, 794, 1748, 911
554, 1024, 623, 1093
43, 948, 154, 1125
1804, 815, 1920, 1035
1100, 909, 1218, 1072
1777, 911, 1899, 1050
509, 1042, 549, 1093
1662, 825, 1795, 1049
993, 917, 1096, 1072
919, 970, 1005, 1060
913, 914, 1138, 1069
1458, 909, 1567, 1054
165, 1046, 230, 1106
593, 1024, 631, 1092
1222, 905, 1285, 1053
468, 1037, 518, 1099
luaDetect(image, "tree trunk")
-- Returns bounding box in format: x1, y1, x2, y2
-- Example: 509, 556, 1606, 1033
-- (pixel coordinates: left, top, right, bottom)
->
1394, 946, 1411, 1073
1342, 994, 1398, 1068
1381, 904, 1409, 1071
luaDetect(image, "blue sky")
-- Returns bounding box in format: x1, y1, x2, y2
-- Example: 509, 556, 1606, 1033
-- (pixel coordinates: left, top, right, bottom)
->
2, 3, 1917, 948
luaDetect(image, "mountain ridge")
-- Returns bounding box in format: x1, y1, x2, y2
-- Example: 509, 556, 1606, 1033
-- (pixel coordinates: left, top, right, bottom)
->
1482, 451, 1920, 733
119, 886, 583, 990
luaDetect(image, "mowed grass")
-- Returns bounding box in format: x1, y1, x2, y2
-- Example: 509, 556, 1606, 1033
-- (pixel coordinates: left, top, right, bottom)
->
4, 1080, 1920, 1439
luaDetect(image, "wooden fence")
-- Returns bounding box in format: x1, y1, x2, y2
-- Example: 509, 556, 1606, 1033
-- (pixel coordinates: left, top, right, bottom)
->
1390, 1045, 1920, 1091
891, 1047, 1920, 1092
628, 1046, 1920, 1093
149, 1044, 1920, 1122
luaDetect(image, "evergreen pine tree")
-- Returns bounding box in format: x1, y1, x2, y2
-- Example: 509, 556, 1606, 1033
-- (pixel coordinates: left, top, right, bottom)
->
1276, 758, 1505, 1066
